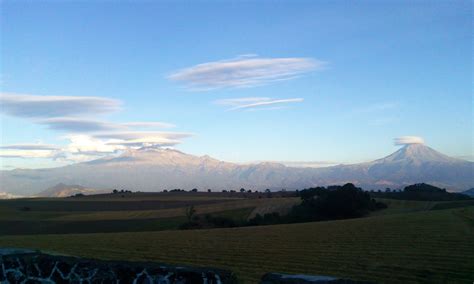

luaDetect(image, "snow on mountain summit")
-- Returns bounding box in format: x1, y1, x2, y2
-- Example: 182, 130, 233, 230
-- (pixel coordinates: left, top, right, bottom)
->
372, 143, 461, 165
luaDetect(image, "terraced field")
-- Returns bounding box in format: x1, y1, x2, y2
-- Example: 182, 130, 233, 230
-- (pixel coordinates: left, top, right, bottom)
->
1, 206, 472, 283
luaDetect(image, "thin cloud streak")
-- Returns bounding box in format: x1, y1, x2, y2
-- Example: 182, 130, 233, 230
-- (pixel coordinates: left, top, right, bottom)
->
215, 97, 303, 111
37, 118, 176, 133
230, 98, 304, 111
0, 144, 60, 150
0, 93, 121, 118
169, 55, 325, 90
38, 118, 124, 132
92, 131, 192, 141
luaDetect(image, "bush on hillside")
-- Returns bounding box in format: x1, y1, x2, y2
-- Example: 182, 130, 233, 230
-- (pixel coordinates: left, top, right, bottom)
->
371, 183, 471, 201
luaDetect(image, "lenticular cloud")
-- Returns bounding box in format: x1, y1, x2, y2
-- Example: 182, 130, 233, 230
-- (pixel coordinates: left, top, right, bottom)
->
394, 136, 425, 145
168, 55, 325, 90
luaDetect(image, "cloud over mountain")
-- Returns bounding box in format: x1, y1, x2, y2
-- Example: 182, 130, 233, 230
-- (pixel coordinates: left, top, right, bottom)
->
0, 93, 190, 162
394, 136, 425, 145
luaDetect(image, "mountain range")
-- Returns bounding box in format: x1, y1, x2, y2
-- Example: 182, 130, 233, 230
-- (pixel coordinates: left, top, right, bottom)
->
0, 143, 472, 196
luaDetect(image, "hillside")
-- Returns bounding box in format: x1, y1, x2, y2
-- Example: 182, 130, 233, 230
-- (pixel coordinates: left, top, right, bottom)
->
1, 144, 473, 196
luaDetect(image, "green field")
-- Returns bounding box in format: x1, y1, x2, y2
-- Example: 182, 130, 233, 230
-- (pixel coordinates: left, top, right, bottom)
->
0, 193, 473, 283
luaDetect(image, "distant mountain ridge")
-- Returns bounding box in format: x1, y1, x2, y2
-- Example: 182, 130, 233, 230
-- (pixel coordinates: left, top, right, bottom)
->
461, 188, 474, 197
0, 144, 472, 196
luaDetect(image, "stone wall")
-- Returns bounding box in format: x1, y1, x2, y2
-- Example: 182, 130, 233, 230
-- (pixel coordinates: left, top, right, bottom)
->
0, 248, 237, 283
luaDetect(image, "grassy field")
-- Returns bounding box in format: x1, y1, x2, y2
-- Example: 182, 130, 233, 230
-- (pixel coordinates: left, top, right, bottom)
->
0, 206, 472, 283
0, 193, 473, 283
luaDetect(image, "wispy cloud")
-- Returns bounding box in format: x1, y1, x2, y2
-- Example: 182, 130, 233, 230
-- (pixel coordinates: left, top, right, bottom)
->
38, 118, 124, 132
37, 118, 175, 133
394, 136, 425, 145
215, 97, 304, 111
0, 143, 62, 159
0, 144, 60, 150
92, 131, 192, 141
168, 55, 325, 90
0, 93, 121, 118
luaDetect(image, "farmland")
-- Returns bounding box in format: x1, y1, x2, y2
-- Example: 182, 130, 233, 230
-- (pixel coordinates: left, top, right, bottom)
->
0, 192, 473, 283
0, 192, 298, 234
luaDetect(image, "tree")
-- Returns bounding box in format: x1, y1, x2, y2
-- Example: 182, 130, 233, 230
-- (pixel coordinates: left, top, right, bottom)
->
185, 205, 196, 222
240, 188, 245, 193
207, 189, 212, 193
191, 188, 198, 192
112, 189, 118, 194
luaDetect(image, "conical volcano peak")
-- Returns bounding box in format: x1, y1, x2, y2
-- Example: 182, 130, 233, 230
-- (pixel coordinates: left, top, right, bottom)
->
377, 143, 460, 164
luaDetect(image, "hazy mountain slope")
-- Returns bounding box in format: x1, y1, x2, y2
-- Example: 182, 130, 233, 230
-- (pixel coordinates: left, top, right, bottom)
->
0, 145, 472, 196
36, 183, 106, 197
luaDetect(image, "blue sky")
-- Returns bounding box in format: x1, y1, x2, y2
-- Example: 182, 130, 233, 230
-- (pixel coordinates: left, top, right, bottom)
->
0, 1, 472, 169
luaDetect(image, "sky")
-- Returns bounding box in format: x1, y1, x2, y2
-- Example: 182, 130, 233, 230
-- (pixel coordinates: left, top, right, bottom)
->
0, 1, 472, 169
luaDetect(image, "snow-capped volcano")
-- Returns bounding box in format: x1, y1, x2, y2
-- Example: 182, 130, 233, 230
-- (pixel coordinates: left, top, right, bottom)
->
1, 144, 472, 196
372, 143, 462, 165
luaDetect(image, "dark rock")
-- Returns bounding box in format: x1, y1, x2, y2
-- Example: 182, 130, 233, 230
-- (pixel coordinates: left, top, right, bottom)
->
260, 273, 375, 284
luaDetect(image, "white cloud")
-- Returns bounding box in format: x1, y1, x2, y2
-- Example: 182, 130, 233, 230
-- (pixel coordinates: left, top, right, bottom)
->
64, 135, 123, 155
0, 93, 121, 118
394, 136, 425, 145
168, 55, 325, 90
60, 132, 191, 162
215, 97, 304, 111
